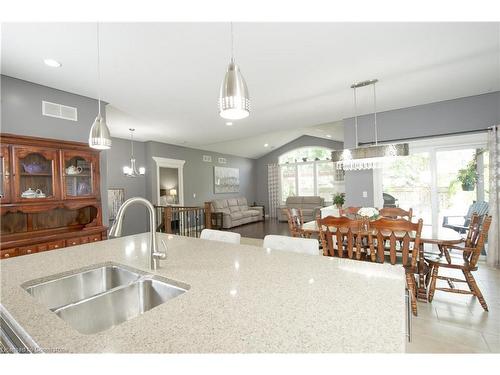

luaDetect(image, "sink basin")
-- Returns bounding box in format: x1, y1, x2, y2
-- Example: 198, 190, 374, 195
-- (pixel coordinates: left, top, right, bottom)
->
25, 265, 141, 310
54, 277, 187, 334
23, 263, 188, 335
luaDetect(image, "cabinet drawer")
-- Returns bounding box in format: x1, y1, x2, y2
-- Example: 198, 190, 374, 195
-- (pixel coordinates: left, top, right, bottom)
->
1, 248, 18, 259
19, 245, 39, 256
66, 237, 81, 247
80, 236, 90, 244
47, 240, 65, 250
89, 234, 101, 242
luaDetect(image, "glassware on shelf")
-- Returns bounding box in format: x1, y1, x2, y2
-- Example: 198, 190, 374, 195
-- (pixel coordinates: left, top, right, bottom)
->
63, 155, 94, 197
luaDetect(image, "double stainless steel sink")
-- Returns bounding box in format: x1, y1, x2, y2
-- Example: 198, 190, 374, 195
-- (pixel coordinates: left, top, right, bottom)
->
23, 264, 188, 335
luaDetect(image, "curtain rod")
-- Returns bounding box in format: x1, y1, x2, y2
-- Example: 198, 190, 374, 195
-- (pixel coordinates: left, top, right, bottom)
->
358, 128, 490, 146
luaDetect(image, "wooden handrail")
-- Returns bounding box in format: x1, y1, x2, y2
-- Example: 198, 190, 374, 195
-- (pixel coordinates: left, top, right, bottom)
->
204, 202, 212, 229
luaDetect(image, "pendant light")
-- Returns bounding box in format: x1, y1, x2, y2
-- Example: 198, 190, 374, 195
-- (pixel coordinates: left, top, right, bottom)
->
331, 79, 409, 171
218, 22, 250, 120
123, 129, 145, 177
88, 23, 112, 150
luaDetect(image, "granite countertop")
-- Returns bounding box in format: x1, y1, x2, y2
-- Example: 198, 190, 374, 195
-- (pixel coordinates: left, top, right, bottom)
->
0, 233, 406, 353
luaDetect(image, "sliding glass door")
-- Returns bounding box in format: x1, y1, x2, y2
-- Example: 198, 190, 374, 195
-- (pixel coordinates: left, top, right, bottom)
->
381, 134, 488, 236
382, 152, 432, 226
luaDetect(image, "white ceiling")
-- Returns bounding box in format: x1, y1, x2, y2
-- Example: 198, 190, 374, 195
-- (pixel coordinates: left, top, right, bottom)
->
2, 22, 499, 158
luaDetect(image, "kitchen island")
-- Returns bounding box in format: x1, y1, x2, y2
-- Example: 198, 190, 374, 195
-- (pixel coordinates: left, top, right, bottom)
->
0, 233, 407, 353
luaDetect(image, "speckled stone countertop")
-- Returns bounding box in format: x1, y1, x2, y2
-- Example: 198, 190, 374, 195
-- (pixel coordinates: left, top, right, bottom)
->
0, 233, 406, 353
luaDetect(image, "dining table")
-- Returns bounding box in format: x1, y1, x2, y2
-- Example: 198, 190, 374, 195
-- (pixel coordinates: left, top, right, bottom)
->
301, 220, 464, 301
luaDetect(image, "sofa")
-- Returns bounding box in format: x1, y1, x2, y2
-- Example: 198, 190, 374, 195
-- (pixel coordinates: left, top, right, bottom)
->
210, 197, 263, 229
278, 196, 325, 222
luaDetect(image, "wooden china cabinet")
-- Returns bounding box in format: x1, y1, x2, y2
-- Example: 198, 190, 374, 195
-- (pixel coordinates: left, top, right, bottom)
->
0, 134, 107, 260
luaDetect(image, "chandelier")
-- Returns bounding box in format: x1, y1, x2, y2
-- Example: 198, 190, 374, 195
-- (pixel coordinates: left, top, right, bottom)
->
123, 128, 145, 177
331, 79, 408, 171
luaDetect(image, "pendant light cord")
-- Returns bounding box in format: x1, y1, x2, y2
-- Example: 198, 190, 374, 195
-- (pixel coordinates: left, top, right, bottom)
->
130, 129, 135, 158
373, 81, 378, 146
96, 22, 101, 116
230, 22, 235, 62
353, 86, 358, 147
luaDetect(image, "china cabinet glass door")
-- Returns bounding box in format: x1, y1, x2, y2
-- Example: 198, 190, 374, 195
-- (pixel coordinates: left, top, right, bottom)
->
62, 151, 98, 199
13, 146, 59, 202
0, 145, 12, 203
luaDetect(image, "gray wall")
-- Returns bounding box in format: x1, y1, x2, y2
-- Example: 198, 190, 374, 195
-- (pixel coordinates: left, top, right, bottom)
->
144, 141, 257, 206
343, 91, 500, 206
1, 75, 259, 236
106, 137, 148, 235
1, 75, 109, 224
255, 135, 344, 212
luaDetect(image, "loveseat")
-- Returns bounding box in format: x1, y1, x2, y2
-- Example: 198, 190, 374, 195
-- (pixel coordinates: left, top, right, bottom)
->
210, 197, 263, 229
278, 196, 325, 222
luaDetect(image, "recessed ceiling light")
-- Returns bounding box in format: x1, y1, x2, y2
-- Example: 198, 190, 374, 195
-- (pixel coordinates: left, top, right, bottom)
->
225, 122, 233, 126
44, 59, 62, 68
326, 134, 332, 138
264, 143, 269, 147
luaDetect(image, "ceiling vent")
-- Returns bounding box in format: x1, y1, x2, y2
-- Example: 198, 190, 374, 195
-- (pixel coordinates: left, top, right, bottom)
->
42, 101, 78, 121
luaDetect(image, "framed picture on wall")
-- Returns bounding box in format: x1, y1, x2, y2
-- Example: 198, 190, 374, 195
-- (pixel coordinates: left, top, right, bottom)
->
108, 188, 125, 223
214, 166, 240, 193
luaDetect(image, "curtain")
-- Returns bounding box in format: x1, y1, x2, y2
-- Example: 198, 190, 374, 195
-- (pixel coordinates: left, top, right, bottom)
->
487, 125, 500, 268
268, 164, 280, 219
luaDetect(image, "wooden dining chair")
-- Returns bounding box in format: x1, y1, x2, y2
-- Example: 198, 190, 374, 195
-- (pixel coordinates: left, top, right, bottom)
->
369, 218, 423, 315
426, 215, 492, 311
379, 207, 413, 221
286, 208, 310, 238
316, 216, 366, 259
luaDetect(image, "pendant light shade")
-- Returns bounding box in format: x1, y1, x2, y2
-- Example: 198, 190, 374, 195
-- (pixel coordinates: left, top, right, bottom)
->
89, 23, 112, 150
89, 113, 112, 150
218, 23, 250, 120
219, 59, 250, 120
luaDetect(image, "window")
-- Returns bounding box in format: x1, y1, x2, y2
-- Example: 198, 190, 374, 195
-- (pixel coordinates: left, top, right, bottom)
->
278, 147, 344, 203
278, 147, 331, 164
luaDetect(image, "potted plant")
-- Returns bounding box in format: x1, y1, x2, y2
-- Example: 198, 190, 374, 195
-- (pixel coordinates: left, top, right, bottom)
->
332, 193, 345, 209
456, 157, 479, 191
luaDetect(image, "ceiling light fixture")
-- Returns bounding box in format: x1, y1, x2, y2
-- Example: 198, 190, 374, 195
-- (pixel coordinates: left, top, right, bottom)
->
331, 79, 409, 171
88, 23, 112, 150
225, 122, 233, 126
326, 134, 332, 138
123, 128, 145, 177
264, 143, 269, 147
218, 22, 250, 120
44, 58, 62, 68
